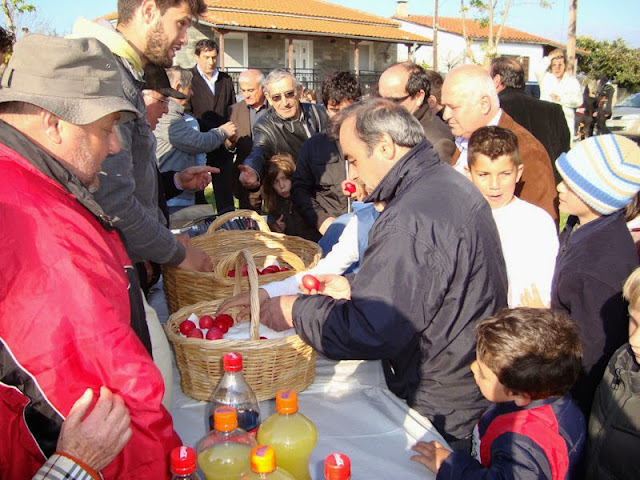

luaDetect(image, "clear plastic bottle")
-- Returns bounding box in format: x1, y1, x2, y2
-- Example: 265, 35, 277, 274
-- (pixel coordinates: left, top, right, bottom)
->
256, 390, 317, 480
324, 452, 351, 480
208, 352, 261, 434
170, 445, 199, 480
239, 445, 296, 479
196, 406, 257, 480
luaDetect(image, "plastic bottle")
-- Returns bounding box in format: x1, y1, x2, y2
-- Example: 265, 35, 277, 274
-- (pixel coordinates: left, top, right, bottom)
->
324, 452, 351, 480
208, 352, 261, 434
170, 445, 199, 480
256, 390, 317, 480
239, 445, 296, 479
196, 406, 257, 480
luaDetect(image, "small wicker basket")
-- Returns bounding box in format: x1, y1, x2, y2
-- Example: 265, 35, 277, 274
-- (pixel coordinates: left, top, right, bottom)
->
164, 249, 317, 402
163, 210, 322, 314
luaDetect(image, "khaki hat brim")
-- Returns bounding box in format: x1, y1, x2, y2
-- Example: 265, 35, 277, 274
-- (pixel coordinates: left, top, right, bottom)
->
0, 89, 140, 125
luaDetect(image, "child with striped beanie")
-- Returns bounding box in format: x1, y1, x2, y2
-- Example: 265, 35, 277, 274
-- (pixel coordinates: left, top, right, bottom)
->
551, 134, 640, 417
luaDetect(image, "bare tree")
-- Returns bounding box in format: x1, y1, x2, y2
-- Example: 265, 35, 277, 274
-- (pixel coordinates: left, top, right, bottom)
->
460, 0, 552, 65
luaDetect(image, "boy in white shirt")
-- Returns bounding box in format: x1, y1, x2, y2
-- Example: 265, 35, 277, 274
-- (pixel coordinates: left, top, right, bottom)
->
466, 126, 558, 307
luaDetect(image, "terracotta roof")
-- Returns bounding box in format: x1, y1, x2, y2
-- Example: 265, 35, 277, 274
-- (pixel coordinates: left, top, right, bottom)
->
102, 0, 432, 44
398, 15, 562, 47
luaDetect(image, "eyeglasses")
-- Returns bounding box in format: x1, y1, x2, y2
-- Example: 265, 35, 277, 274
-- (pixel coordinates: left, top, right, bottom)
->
384, 94, 411, 104
270, 90, 296, 103
143, 92, 169, 104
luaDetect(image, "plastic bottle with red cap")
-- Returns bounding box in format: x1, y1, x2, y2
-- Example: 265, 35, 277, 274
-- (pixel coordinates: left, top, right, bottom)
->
324, 452, 351, 480
196, 405, 257, 480
207, 352, 261, 434
239, 445, 296, 479
170, 446, 200, 480
256, 390, 317, 480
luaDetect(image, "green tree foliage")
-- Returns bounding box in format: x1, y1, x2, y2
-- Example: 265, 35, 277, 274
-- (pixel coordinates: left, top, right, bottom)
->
1, 0, 35, 35
577, 36, 640, 90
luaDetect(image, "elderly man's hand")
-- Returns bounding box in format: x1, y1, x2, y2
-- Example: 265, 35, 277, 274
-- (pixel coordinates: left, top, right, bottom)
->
175, 166, 219, 191
220, 121, 237, 140
238, 165, 260, 189
260, 295, 297, 331
216, 288, 270, 322
56, 387, 132, 473
299, 273, 351, 300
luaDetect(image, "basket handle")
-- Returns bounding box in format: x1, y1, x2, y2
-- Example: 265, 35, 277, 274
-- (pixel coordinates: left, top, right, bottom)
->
207, 209, 270, 234
213, 247, 307, 278
229, 249, 261, 340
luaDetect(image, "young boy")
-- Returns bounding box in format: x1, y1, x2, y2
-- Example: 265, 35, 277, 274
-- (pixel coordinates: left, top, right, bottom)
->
411, 307, 585, 479
466, 126, 558, 307
586, 266, 640, 479
551, 134, 640, 416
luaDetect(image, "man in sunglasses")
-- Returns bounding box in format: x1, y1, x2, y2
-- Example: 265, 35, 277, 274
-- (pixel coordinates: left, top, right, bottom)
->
378, 62, 455, 165
238, 69, 328, 191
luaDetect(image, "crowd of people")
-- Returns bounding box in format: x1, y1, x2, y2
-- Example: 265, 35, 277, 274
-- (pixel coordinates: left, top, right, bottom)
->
0, 0, 638, 479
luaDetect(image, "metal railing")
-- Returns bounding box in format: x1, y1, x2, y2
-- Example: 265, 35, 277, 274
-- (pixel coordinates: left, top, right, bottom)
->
224, 67, 383, 102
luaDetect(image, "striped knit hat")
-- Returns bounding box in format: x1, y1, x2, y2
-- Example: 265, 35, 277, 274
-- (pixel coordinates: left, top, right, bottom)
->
556, 134, 640, 215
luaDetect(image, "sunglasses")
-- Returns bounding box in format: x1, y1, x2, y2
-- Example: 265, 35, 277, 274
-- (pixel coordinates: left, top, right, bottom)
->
270, 90, 297, 103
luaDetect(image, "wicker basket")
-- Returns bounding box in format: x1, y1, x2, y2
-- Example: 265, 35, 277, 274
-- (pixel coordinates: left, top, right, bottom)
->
163, 209, 322, 314
164, 249, 317, 402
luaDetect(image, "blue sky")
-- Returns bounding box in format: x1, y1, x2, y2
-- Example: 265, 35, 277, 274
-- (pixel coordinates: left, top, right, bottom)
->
21, 0, 640, 48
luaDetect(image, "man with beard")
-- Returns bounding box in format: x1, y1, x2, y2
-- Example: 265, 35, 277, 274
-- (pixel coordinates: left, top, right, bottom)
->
70, 0, 211, 281
0, 34, 180, 479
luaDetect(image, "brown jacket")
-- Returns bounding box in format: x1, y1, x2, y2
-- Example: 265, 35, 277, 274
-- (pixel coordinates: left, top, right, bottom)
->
452, 111, 558, 222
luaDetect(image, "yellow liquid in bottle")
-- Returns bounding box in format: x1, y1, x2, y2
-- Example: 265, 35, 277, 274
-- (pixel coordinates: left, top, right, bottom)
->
197, 442, 253, 480
257, 412, 317, 480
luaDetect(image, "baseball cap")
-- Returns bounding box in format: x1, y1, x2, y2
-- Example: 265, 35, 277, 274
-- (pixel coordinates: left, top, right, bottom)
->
143, 63, 187, 99
0, 34, 139, 125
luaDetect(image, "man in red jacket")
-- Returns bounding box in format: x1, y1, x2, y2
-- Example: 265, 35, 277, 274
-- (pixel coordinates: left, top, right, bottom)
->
0, 33, 181, 480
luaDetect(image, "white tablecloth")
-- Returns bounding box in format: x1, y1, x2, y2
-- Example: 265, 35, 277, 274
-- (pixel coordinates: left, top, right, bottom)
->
151, 282, 447, 479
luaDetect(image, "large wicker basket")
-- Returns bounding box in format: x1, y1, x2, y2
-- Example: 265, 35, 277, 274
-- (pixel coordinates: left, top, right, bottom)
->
163, 209, 322, 314
164, 250, 317, 402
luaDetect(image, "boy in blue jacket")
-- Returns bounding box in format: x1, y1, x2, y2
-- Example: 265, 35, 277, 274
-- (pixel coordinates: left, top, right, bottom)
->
412, 307, 586, 479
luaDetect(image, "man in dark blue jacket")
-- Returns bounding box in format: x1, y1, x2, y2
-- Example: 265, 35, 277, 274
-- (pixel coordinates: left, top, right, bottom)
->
252, 97, 508, 447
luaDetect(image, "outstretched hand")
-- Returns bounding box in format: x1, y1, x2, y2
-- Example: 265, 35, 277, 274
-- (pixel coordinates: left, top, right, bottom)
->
238, 165, 260, 189
56, 387, 132, 472
520, 283, 549, 308
175, 166, 220, 191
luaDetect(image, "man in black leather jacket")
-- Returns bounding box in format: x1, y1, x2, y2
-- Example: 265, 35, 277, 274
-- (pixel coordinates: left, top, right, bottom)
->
238, 69, 328, 190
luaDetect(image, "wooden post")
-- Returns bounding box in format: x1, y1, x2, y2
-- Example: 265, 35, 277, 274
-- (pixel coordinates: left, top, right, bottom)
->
567, 0, 578, 75
433, 0, 439, 71
288, 37, 294, 71
218, 30, 225, 70
353, 40, 360, 76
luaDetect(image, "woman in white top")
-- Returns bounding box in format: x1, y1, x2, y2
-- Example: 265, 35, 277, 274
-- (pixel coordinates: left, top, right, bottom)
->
536, 49, 582, 142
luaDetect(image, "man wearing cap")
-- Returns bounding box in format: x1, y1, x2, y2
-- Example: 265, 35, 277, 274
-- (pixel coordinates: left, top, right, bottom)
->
0, 34, 180, 479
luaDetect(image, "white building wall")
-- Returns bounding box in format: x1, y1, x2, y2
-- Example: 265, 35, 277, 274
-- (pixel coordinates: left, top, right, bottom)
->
397, 19, 544, 81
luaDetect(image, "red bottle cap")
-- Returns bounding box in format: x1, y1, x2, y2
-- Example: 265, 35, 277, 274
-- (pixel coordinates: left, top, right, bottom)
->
170, 446, 197, 474
324, 452, 351, 480
223, 352, 243, 372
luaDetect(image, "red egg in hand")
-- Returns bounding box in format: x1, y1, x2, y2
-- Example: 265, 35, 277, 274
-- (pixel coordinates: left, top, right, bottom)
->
186, 328, 204, 339
199, 315, 214, 329
206, 327, 224, 340
344, 182, 356, 194
301, 274, 321, 292
179, 320, 196, 335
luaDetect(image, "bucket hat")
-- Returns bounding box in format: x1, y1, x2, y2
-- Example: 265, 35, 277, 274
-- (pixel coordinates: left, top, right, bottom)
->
0, 34, 139, 125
